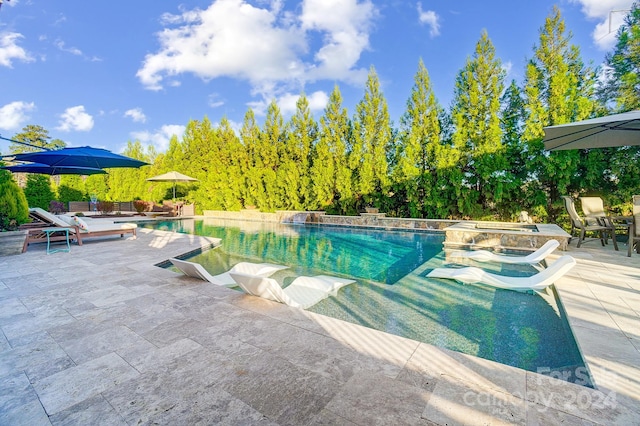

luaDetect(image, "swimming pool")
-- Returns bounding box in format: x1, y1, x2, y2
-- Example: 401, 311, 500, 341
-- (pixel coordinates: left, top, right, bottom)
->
146, 218, 591, 386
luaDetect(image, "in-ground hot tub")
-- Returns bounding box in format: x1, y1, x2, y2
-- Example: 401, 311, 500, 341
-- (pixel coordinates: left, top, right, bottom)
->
443, 221, 570, 253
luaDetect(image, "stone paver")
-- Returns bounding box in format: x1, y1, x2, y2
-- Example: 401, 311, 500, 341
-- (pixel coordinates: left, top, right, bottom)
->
0, 224, 638, 425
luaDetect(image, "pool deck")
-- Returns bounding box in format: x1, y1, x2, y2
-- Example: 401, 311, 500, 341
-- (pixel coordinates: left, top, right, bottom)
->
1, 225, 638, 425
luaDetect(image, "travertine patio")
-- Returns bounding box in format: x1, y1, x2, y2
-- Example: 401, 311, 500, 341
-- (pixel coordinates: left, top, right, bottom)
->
0, 224, 638, 425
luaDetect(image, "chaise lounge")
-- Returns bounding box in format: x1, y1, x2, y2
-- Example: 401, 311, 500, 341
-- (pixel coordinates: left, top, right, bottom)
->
169, 258, 289, 287
24, 207, 137, 251
230, 272, 356, 309
427, 255, 577, 292
447, 239, 560, 265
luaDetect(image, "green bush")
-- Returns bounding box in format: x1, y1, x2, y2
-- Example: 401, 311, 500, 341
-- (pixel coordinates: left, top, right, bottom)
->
0, 170, 29, 231
57, 184, 85, 204
24, 174, 55, 210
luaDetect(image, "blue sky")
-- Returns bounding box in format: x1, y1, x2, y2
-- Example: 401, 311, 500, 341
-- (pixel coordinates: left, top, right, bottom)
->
0, 0, 634, 155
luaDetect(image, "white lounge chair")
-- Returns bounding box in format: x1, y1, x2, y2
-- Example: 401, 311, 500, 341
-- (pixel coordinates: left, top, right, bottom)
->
229, 272, 356, 309
447, 239, 560, 265
169, 258, 289, 288
25, 208, 137, 249
426, 255, 576, 292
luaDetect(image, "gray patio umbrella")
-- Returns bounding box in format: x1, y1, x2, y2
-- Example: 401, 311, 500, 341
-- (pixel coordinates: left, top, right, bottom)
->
543, 110, 640, 151
146, 171, 198, 200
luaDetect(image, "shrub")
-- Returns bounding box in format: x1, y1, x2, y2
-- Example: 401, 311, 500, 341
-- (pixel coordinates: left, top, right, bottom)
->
97, 201, 114, 214
24, 174, 55, 210
49, 200, 66, 214
0, 170, 29, 231
57, 185, 85, 204
133, 200, 151, 213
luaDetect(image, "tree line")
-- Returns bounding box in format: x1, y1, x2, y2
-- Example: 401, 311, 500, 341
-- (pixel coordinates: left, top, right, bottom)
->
6, 5, 640, 223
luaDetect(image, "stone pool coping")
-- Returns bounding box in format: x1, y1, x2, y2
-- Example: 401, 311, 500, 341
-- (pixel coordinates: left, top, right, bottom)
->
443, 221, 572, 251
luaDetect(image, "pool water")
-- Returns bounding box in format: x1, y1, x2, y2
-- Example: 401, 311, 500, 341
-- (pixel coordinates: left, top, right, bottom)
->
146, 218, 591, 387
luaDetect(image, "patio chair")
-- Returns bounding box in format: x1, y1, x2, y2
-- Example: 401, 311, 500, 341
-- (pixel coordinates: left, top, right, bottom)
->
447, 239, 560, 265
229, 272, 356, 309
169, 258, 289, 287
561, 196, 618, 250
579, 196, 607, 226
580, 196, 629, 243
628, 195, 640, 257
427, 255, 577, 292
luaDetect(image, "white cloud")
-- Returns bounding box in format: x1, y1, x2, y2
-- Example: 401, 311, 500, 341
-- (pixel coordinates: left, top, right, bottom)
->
137, 0, 376, 99
417, 3, 440, 37
0, 101, 35, 130
299, 0, 376, 83
0, 0, 16, 12
56, 106, 94, 132
54, 39, 82, 56
569, 0, 635, 50
0, 32, 34, 67
208, 93, 225, 108
277, 91, 329, 115
124, 108, 147, 123
278, 93, 302, 115
130, 124, 185, 152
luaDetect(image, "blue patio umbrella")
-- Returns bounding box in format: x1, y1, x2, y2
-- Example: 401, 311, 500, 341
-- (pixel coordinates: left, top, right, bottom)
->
11, 146, 148, 169
1, 162, 107, 175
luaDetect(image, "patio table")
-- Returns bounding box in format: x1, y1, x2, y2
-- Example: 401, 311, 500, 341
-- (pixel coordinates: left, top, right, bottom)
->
43, 227, 71, 254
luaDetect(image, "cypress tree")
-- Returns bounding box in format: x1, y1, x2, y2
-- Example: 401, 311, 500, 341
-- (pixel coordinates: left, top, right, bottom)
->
451, 30, 505, 218
311, 85, 353, 214
217, 117, 245, 211
499, 80, 532, 217
240, 109, 262, 208
605, 4, 640, 112
107, 141, 150, 201
395, 59, 441, 218
523, 6, 596, 221
351, 66, 392, 211
259, 100, 285, 211
282, 94, 317, 210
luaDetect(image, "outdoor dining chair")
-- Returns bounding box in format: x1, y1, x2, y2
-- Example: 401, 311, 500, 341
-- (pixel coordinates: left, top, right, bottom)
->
562, 196, 618, 250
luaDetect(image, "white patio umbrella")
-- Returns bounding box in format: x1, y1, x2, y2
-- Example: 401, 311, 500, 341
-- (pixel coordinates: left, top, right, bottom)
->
543, 110, 640, 151
146, 171, 198, 200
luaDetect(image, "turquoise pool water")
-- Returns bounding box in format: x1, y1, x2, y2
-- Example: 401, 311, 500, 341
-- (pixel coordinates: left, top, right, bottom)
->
145, 218, 591, 386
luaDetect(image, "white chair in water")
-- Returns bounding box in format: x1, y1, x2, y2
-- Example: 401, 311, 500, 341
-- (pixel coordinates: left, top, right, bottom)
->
169, 258, 289, 288
447, 240, 560, 265
427, 255, 577, 292
230, 272, 356, 309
